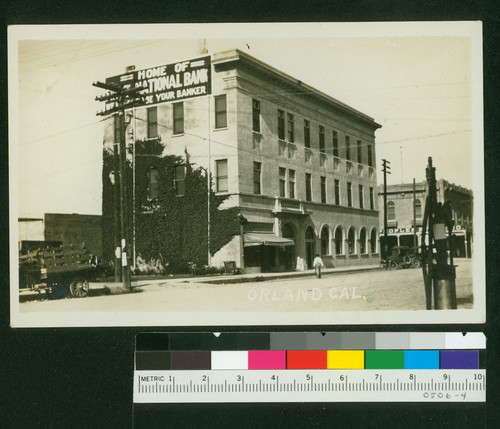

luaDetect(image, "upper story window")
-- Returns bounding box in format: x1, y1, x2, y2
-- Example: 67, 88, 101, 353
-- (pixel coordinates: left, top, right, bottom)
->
147, 106, 158, 138
114, 114, 122, 144
332, 131, 339, 157
305, 173, 312, 202
215, 95, 227, 129
278, 110, 285, 140
279, 167, 286, 198
252, 99, 260, 132
320, 176, 327, 203
345, 136, 351, 161
216, 159, 228, 192
369, 187, 374, 210
387, 201, 396, 221
347, 182, 352, 207
304, 120, 310, 148
288, 169, 296, 199
358, 184, 364, 209
357, 140, 362, 164
147, 168, 159, 200
173, 102, 184, 135
287, 113, 294, 143
174, 165, 186, 197
253, 162, 261, 195
334, 179, 340, 205
415, 199, 422, 219
319, 126, 325, 153
368, 144, 373, 167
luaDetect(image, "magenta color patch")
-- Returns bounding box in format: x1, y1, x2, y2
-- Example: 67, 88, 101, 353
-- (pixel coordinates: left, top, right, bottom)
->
248, 351, 287, 369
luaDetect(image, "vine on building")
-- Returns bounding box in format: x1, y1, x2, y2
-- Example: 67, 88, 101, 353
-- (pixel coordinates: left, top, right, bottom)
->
102, 139, 239, 274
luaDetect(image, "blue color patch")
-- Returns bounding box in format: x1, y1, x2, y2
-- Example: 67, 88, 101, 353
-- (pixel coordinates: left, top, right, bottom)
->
404, 350, 440, 369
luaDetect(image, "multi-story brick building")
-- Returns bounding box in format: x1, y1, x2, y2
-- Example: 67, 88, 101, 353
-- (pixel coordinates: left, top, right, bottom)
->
377, 180, 473, 258
102, 50, 381, 272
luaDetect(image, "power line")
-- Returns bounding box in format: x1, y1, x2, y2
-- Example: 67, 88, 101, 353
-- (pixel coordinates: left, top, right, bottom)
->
19, 117, 109, 146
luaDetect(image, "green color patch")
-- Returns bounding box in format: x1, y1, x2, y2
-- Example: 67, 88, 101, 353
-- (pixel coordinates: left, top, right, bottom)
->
365, 350, 405, 369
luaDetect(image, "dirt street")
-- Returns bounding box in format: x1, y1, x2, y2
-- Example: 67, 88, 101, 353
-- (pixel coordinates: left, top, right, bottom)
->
20, 260, 473, 314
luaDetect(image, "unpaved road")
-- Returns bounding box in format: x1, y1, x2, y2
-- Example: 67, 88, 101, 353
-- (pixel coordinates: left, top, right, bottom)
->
19, 260, 473, 313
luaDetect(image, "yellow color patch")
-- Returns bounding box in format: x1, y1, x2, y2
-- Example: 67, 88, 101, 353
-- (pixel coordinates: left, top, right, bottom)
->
327, 350, 365, 369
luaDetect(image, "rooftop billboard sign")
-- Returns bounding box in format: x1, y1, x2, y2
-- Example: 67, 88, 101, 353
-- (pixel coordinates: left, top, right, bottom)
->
105, 55, 211, 108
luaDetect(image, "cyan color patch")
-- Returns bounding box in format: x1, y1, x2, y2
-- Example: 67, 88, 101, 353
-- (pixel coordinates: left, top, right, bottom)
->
404, 350, 439, 369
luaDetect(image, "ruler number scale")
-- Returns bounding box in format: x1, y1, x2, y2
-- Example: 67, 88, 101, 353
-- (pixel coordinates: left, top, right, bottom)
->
134, 370, 485, 403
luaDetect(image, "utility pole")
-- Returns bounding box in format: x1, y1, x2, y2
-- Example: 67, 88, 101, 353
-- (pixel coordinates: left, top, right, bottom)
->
113, 115, 122, 282
381, 159, 391, 259
93, 80, 144, 290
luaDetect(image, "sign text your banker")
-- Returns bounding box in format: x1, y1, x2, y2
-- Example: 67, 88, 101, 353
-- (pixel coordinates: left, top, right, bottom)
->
106, 56, 211, 107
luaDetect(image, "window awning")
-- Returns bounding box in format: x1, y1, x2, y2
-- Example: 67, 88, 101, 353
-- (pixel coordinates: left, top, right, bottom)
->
243, 233, 294, 247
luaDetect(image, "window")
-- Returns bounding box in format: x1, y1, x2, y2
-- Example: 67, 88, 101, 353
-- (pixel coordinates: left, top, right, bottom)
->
368, 144, 373, 167
304, 120, 310, 148
216, 159, 228, 192
333, 131, 339, 157
147, 106, 158, 138
360, 228, 367, 254
335, 227, 343, 255
287, 113, 294, 142
345, 136, 351, 161
215, 95, 227, 129
348, 227, 356, 254
173, 102, 184, 135
319, 126, 325, 153
305, 173, 312, 202
357, 140, 362, 164
279, 167, 286, 198
321, 176, 327, 203
370, 228, 377, 254
174, 165, 185, 196
278, 110, 285, 140
288, 169, 296, 199
334, 179, 340, 205
321, 226, 330, 255
114, 114, 122, 144
147, 168, 159, 200
252, 99, 260, 132
358, 184, 364, 209
253, 162, 261, 194
387, 201, 395, 221
415, 199, 422, 219
347, 182, 352, 207
369, 187, 374, 210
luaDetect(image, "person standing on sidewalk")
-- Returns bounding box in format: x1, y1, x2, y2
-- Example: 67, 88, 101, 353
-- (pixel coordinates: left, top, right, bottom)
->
313, 254, 325, 279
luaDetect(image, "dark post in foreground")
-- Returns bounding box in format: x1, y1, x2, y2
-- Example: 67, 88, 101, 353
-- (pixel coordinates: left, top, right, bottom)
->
421, 157, 457, 310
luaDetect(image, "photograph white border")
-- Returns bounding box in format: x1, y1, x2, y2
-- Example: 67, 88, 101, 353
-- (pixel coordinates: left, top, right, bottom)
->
9, 22, 485, 327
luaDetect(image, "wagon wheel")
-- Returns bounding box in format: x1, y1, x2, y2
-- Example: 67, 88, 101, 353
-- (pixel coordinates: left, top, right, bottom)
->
403, 255, 412, 266
412, 258, 421, 268
69, 279, 90, 298
388, 260, 399, 270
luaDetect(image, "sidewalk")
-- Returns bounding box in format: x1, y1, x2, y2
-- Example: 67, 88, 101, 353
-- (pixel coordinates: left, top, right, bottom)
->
132, 263, 381, 287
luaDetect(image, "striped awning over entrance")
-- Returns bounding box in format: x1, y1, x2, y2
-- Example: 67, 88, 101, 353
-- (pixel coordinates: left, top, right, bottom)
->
243, 233, 294, 247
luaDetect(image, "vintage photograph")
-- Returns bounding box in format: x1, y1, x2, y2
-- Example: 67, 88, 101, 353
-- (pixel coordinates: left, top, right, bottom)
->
9, 22, 484, 327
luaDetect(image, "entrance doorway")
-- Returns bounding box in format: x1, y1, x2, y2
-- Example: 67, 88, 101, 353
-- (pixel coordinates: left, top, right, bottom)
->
282, 223, 295, 270
305, 226, 315, 269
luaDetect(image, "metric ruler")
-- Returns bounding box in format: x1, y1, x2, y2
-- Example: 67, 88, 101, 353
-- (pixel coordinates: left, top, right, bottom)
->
134, 369, 486, 403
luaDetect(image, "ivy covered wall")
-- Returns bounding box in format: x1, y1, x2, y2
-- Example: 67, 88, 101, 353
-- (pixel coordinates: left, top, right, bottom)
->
102, 139, 240, 273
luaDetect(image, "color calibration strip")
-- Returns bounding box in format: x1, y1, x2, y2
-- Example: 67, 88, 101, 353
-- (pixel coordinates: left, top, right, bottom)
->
134, 333, 485, 403
136, 349, 481, 370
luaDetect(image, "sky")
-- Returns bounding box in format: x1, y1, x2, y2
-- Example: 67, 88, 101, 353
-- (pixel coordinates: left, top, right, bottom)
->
10, 23, 482, 217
